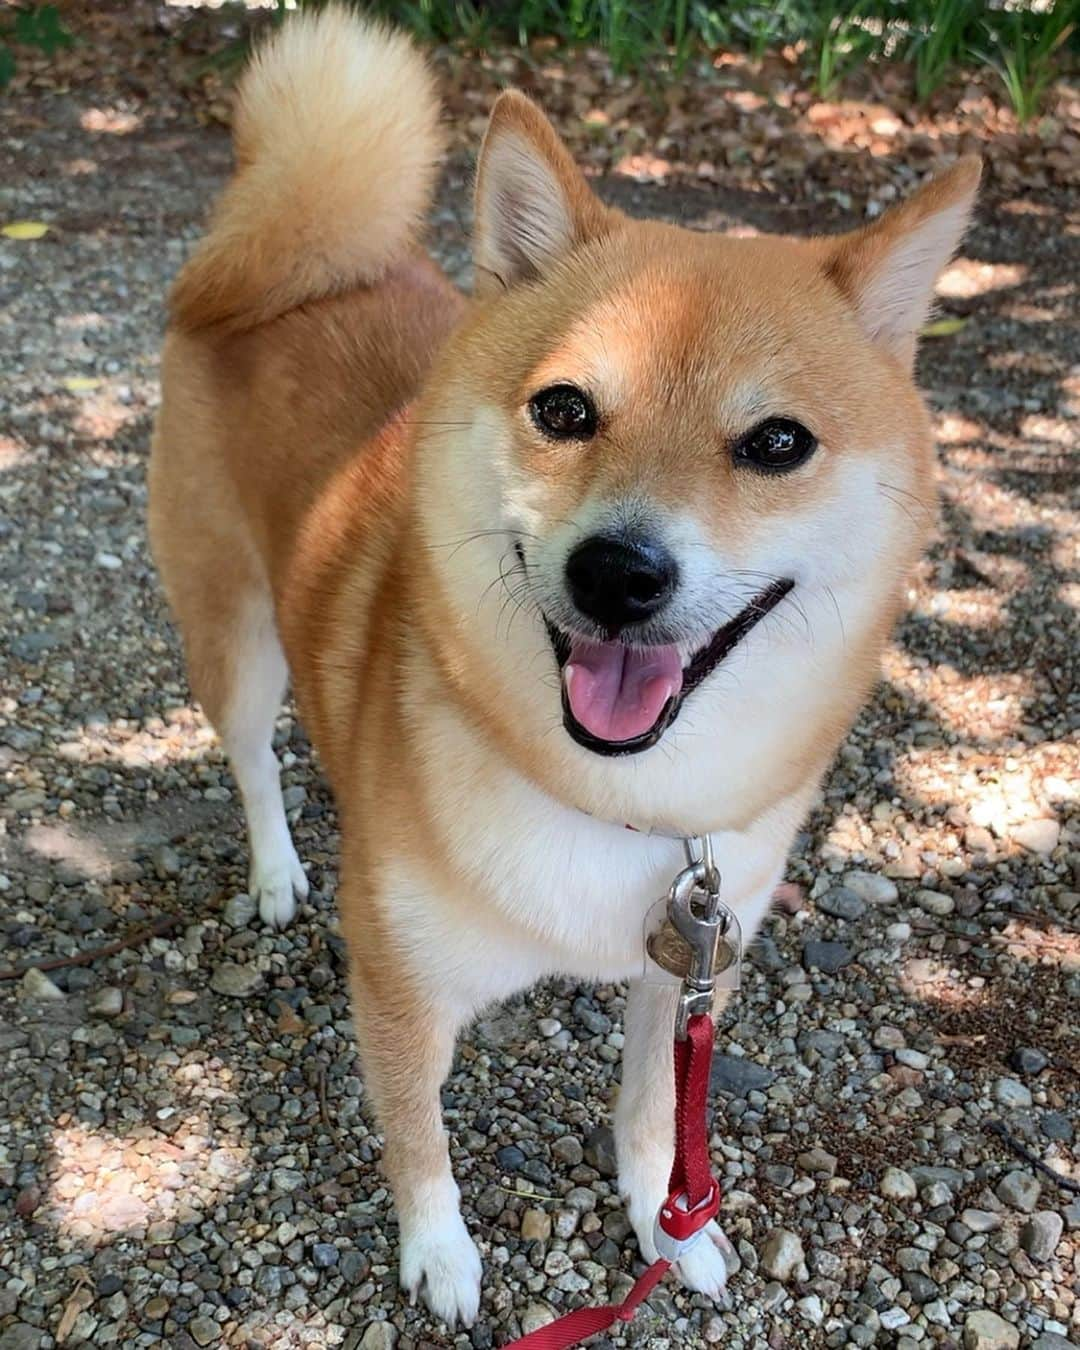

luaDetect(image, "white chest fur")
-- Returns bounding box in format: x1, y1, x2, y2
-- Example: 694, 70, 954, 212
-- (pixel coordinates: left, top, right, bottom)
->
388, 700, 813, 1016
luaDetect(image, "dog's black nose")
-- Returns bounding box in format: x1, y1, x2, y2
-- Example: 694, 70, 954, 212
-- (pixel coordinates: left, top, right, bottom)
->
565, 535, 679, 631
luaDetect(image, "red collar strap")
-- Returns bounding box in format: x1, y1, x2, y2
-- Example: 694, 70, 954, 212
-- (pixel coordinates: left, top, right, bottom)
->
504, 1013, 720, 1349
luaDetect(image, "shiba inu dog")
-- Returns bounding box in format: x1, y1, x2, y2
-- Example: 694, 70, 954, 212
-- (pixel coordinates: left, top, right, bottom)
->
149, 7, 980, 1326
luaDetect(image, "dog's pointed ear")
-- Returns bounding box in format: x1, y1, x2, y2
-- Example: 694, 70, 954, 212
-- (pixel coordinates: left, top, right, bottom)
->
474, 90, 614, 297
821, 155, 981, 368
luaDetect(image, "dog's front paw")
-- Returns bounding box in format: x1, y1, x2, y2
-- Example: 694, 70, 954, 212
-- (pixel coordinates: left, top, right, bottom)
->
671, 1220, 737, 1298
250, 845, 308, 928
627, 1186, 736, 1299
400, 1213, 482, 1327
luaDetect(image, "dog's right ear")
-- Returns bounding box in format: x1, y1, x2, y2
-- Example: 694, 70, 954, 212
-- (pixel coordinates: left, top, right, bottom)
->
474, 90, 614, 297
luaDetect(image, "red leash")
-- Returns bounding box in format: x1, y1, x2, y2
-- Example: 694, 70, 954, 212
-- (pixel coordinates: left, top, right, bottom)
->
504, 1013, 720, 1350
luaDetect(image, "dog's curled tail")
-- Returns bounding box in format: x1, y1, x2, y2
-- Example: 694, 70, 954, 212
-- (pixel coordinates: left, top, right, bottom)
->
169, 8, 443, 333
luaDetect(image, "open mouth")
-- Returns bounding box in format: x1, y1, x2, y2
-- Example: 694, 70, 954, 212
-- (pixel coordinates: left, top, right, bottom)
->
546, 578, 795, 756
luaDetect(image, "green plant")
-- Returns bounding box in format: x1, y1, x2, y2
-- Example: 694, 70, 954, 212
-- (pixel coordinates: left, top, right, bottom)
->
979, 0, 1076, 123
148, 0, 1080, 111
905, 0, 981, 103
722, 0, 805, 63
805, 0, 879, 99
0, 4, 73, 89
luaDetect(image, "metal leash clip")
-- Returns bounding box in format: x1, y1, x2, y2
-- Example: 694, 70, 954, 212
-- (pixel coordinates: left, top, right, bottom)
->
663, 835, 731, 1040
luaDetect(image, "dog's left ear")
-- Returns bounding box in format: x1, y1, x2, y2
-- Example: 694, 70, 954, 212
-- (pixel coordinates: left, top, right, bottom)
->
821, 156, 982, 368
474, 90, 615, 297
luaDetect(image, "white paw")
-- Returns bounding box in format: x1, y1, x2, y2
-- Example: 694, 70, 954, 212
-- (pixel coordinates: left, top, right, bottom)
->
250, 846, 308, 928
400, 1213, 482, 1327
628, 1188, 735, 1299
671, 1220, 736, 1298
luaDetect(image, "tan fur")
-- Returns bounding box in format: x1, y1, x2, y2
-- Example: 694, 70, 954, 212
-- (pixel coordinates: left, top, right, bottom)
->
169, 9, 444, 333
150, 8, 980, 1322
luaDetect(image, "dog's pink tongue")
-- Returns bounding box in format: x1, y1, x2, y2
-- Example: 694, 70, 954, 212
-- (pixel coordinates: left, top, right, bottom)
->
564, 638, 683, 742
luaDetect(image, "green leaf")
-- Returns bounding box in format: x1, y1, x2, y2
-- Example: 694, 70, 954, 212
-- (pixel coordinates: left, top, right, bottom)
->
14, 6, 74, 57
921, 316, 969, 338
2, 221, 50, 240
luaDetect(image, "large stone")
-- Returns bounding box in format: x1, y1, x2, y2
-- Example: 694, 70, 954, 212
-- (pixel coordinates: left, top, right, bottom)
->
960, 1208, 1001, 1233
0, 1326, 44, 1350
796, 1147, 837, 1177
994, 1077, 1033, 1108
1021, 1210, 1064, 1262
1008, 1046, 1048, 1076
1032, 1335, 1078, 1350
760, 1229, 805, 1282
584, 1125, 617, 1178
710, 1054, 775, 1096
222, 894, 257, 929
802, 941, 851, 974
1010, 818, 1060, 856
19, 967, 64, 1001
996, 1170, 1040, 1212
842, 871, 898, 905
521, 1209, 552, 1242
189, 1318, 221, 1346
963, 1310, 1019, 1350
209, 962, 262, 998
880, 1167, 917, 1201
89, 986, 124, 1018
520, 1304, 557, 1336
360, 1324, 398, 1350
796, 1295, 824, 1325
916, 889, 955, 917
271, 1168, 305, 1194
815, 887, 866, 920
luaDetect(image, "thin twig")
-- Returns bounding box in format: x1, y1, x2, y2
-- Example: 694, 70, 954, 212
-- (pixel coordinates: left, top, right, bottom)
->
0, 914, 181, 982
1038, 660, 1068, 702
985, 1119, 1080, 1195
317, 1066, 347, 1155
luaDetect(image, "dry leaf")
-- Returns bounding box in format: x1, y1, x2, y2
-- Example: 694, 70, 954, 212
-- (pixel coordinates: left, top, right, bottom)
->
2, 221, 50, 240
276, 1004, 305, 1036
56, 1281, 92, 1344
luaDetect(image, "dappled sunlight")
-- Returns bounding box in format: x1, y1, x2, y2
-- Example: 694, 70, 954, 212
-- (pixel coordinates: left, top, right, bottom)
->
936, 258, 1027, 299
47, 1117, 248, 1243
888, 739, 1071, 857
940, 471, 1057, 533
70, 388, 143, 443
231, 1311, 349, 1348
80, 106, 142, 135
994, 919, 1080, 972
1018, 413, 1075, 446
882, 647, 1033, 741
899, 956, 989, 1012
0, 434, 31, 471
933, 412, 984, 445
55, 712, 216, 771
24, 821, 115, 882
61, 156, 98, 176
911, 586, 1006, 630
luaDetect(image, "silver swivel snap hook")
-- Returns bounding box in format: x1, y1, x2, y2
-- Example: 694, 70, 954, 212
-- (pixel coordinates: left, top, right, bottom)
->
641, 835, 739, 1039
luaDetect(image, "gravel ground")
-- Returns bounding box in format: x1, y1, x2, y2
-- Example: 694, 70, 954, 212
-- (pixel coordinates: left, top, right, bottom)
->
1, 18, 1078, 1350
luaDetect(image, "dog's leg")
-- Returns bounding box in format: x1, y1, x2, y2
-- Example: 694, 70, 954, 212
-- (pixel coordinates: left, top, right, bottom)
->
615, 979, 736, 1298
347, 958, 481, 1327
215, 596, 309, 928
169, 573, 308, 928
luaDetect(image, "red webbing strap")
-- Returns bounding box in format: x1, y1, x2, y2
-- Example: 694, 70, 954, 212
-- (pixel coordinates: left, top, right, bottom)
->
670, 1013, 716, 1207
502, 1257, 670, 1349
502, 1013, 717, 1350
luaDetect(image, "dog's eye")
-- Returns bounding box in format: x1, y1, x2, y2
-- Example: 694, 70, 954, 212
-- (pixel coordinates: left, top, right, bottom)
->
733, 418, 817, 473
529, 384, 598, 440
